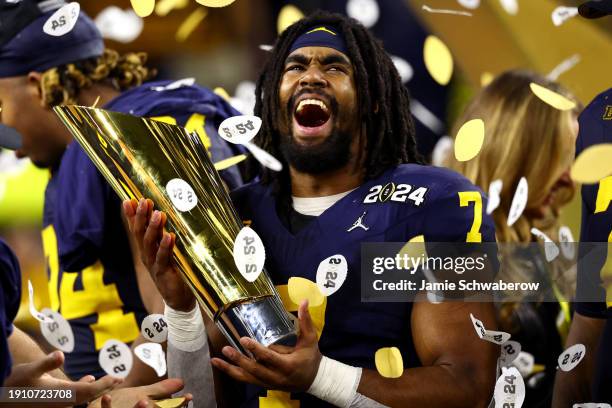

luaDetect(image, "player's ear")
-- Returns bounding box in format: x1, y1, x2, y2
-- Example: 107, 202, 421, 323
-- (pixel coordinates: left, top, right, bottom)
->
25, 71, 45, 106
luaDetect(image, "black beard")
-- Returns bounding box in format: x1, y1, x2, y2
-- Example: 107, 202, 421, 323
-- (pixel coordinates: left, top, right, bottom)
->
280, 126, 352, 174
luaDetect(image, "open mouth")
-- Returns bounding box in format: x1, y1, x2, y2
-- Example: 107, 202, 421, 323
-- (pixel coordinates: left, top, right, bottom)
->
294, 98, 331, 128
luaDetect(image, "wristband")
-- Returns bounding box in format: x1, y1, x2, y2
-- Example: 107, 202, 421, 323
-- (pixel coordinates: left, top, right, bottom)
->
307, 355, 362, 408
164, 303, 206, 352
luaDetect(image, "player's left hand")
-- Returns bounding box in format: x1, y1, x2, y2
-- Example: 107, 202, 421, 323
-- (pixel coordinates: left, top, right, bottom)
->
211, 300, 322, 392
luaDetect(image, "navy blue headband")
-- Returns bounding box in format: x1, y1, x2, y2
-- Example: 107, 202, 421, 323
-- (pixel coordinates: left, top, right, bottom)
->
288, 26, 348, 55
0, 6, 104, 77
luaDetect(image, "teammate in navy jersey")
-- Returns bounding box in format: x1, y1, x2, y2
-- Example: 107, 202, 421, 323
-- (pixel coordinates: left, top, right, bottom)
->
127, 11, 500, 407
0, 0, 245, 393
553, 88, 612, 406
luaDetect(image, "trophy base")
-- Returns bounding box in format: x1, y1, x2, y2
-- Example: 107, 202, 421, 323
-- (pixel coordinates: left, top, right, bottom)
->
216, 295, 297, 355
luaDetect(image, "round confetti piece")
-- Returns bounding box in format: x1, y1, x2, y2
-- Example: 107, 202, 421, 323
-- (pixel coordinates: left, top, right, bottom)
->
98, 339, 133, 379
154, 398, 188, 408
512, 351, 535, 377
559, 226, 576, 260
43, 2, 80, 37
529, 82, 576, 111
454, 118, 485, 162
195, 0, 236, 7
530, 227, 560, 262
316, 255, 348, 297
218, 115, 262, 145
141, 314, 168, 343
346, 0, 380, 28
494, 366, 525, 408
95, 6, 143, 43
481, 71, 494, 87
374, 347, 403, 378
40, 308, 75, 353
570, 144, 612, 184
288, 277, 324, 307
499, 340, 521, 367
277, 4, 304, 34
552, 6, 578, 26
486, 179, 503, 214
507, 177, 528, 227
499, 0, 518, 15
391, 56, 413, 83
135, 342, 167, 377
166, 178, 197, 212
457, 0, 480, 9
233, 226, 265, 283
423, 36, 453, 86
558, 343, 586, 372
130, 0, 155, 18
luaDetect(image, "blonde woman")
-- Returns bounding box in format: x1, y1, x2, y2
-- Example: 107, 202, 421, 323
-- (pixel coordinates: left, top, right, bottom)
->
447, 69, 580, 407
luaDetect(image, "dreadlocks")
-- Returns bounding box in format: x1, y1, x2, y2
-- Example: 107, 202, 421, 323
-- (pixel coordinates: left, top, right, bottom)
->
39, 48, 156, 107
254, 10, 422, 189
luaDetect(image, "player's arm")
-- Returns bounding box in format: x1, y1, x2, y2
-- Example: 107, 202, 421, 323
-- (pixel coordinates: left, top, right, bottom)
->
552, 311, 605, 406
356, 301, 498, 407
7, 325, 66, 379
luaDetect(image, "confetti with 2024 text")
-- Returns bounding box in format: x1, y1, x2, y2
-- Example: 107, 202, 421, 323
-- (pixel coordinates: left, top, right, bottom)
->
233, 226, 265, 283
43, 2, 80, 37
470, 313, 511, 345
98, 339, 133, 379
40, 308, 75, 353
316, 255, 348, 297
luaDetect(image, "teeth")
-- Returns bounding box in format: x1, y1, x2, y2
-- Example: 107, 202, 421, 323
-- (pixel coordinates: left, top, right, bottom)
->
296, 99, 329, 114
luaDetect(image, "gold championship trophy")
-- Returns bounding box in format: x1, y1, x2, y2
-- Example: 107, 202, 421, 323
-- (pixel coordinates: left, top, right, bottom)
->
54, 106, 296, 354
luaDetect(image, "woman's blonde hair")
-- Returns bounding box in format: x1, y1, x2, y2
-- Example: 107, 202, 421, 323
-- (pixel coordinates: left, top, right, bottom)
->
447, 70, 579, 244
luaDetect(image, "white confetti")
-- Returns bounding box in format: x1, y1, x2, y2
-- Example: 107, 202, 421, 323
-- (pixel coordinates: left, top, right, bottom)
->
559, 226, 576, 260
218, 115, 262, 145
507, 177, 528, 226
457, 0, 480, 9
530, 227, 560, 262
43, 2, 80, 37
244, 142, 283, 172
95, 6, 143, 43
28, 281, 53, 324
547, 54, 581, 81
135, 343, 167, 377
499, 340, 521, 367
391, 56, 414, 83
470, 313, 511, 345
499, 0, 518, 15
259, 44, 274, 52
40, 308, 75, 353
346, 0, 380, 28
141, 314, 168, 343
166, 178, 197, 212
98, 339, 133, 379
410, 99, 445, 134
558, 343, 586, 372
573, 404, 612, 408
316, 255, 348, 297
486, 179, 503, 215
513, 351, 535, 377
233, 226, 265, 283
431, 136, 453, 167
151, 78, 195, 92
422, 5, 473, 16
552, 6, 578, 26
494, 366, 525, 408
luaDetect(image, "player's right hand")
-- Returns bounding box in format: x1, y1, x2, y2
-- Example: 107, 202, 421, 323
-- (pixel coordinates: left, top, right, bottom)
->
123, 198, 196, 312
92, 378, 193, 408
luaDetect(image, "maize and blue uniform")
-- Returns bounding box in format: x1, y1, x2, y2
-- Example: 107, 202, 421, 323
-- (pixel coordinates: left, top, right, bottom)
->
0, 239, 21, 385
574, 88, 612, 402
231, 164, 496, 408
43, 81, 245, 379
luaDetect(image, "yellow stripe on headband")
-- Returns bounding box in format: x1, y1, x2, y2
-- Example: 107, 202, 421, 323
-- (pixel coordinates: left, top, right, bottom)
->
306, 27, 337, 36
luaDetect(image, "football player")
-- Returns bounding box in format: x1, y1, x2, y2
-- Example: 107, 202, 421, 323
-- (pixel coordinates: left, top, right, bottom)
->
552, 87, 612, 406
126, 11, 501, 407
0, 0, 243, 395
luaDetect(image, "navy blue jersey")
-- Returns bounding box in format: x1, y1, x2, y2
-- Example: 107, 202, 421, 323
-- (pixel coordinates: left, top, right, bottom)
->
231, 164, 496, 408
43, 80, 247, 379
0, 239, 21, 385
575, 88, 612, 319
574, 88, 612, 403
